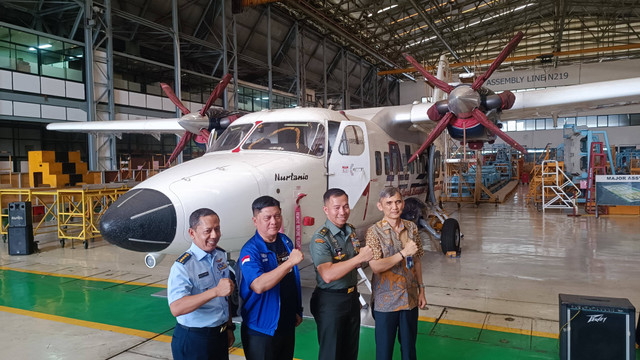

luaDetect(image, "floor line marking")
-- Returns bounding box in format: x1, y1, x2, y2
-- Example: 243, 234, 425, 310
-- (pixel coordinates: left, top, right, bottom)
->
0, 305, 172, 343
0, 266, 167, 288
419, 316, 559, 339
0, 267, 559, 340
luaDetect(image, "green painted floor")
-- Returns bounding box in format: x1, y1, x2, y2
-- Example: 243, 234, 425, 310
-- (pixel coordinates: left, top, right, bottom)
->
1, 268, 637, 359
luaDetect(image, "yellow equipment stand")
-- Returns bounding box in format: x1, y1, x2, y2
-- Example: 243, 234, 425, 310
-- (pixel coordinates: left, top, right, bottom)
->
1, 184, 132, 248
56, 185, 130, 249
0, 188, 58, 238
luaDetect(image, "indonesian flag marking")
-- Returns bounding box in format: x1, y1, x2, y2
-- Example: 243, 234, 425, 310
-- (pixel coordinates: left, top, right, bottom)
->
241, 255, 251, 265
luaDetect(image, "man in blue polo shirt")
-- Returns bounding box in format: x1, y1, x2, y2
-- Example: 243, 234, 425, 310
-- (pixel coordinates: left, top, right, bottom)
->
167, 208, 235, 360
238, 195, 304, 360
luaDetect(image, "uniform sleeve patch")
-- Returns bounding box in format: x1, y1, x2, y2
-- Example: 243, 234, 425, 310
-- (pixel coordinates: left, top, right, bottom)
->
314, 239, 326, 244
241, 255, 251, 265
176, 252, 191, 264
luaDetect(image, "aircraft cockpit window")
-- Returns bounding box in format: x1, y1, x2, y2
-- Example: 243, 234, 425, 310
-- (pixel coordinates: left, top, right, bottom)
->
240, 121, 325, 156
338, 125, 365, 156
209, 124, 254, 152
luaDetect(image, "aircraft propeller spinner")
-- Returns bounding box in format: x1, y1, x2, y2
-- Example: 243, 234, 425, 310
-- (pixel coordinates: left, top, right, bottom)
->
403, 31, 528, 163
160, 73, 234, 166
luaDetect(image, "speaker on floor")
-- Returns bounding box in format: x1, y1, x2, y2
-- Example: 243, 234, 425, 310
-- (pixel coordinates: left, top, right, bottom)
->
559, 293, 635, 360
8, 226, 35, 255
8, 201, 32, 227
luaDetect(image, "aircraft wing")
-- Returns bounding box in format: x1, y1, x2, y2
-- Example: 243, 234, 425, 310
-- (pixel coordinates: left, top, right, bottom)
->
46, 118, 184, 134
503, 77, 640, 121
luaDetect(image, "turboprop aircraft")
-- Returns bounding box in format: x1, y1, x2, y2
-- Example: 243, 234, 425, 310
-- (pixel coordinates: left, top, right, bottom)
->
47, 32, 640, 267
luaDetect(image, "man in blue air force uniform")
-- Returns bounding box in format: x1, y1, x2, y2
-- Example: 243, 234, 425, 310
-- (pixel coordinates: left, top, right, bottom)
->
167, 208, 235, 360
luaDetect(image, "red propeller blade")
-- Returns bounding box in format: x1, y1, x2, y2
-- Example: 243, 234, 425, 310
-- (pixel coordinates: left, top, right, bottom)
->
200, 74, 233, 117
194, 129, 211, 144
403, 53, 454, 94
472, 31, 524, 91
409, 112, 455, 163
166, 131, 194, 166
471, 109, 527, 154
160, 83, 191, 115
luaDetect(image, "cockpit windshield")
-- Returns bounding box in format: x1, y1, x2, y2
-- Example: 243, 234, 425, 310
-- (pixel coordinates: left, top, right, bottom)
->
209, 121, 325, 156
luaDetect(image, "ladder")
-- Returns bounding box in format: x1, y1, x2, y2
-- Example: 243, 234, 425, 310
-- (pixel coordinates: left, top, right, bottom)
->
541, 160, 581, 212
585, 142, 607, 215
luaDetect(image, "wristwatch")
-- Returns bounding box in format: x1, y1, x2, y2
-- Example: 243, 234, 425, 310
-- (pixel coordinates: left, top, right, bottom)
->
227, 322, 236, 331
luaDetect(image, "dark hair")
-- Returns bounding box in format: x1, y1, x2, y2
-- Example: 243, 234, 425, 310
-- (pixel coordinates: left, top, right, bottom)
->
379, 186, 401, 201
189, 208, 218, 229
323, 188, 348, 204
252, 195, 280, 215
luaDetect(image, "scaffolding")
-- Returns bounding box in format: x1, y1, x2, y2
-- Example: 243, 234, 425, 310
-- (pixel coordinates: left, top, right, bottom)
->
1, 184, 132, 248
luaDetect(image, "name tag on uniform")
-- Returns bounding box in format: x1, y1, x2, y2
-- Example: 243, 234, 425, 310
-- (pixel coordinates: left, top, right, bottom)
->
198, 271, 209, 278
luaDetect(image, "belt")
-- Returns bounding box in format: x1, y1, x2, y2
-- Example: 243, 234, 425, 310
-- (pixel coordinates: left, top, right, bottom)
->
317, 286, 357, 294
177, 322, 228, 334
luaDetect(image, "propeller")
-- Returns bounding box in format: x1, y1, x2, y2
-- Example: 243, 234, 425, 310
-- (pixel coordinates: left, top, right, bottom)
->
403, 31, 528, 163
161, 74, 233, 166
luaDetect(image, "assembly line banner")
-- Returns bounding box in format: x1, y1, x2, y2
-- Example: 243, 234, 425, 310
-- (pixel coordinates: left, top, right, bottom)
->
483, 66, 579, 91
596, 175, 640, 206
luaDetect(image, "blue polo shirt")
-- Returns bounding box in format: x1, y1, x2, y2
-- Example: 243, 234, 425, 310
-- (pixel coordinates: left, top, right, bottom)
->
239, 231, 302, 336
167, 243, 229, 328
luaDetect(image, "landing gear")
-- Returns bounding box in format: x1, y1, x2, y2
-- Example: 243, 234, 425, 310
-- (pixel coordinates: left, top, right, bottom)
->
440, 218, 461, 254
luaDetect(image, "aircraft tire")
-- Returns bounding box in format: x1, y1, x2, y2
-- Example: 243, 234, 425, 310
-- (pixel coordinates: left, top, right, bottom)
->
440, 218, 461, 254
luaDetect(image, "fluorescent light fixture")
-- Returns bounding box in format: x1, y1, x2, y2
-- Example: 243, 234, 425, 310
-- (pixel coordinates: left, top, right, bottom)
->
38, 44, 52, 49
368, 4, 397, 17
28, 47, 36, 51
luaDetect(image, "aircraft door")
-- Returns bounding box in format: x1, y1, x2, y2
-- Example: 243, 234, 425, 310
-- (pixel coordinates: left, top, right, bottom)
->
327, 121, 370, 209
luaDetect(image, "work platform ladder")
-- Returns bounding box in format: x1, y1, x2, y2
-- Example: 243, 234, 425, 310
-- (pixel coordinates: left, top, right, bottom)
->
585, 142, 607, 215
541, 160, 581, 212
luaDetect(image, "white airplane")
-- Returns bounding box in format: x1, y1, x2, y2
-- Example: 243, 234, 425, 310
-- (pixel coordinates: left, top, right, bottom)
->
47, 32, 640, 267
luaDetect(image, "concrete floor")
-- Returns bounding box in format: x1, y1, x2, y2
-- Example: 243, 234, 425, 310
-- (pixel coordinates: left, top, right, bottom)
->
1, 185, 638, 359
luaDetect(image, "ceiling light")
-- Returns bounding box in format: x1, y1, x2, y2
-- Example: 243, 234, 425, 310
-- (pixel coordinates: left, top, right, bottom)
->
38, 44, 52, 49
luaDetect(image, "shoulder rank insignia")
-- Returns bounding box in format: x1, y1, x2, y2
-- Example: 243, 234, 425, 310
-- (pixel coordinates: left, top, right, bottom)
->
319, 227, 329, 236
176, 252, 192, 264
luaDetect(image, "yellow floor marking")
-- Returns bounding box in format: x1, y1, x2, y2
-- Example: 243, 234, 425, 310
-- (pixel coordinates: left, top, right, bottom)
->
0, 305, 172, 342
420, 316, 559, 339
0, 265, 166, 288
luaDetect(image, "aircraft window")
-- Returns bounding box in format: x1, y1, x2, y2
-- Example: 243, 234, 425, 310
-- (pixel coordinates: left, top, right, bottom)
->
338, 125, 365, 156
327, 121, 340, 161
389, 143, 402, 174
375, 151, 382, 176
240, 121, 325, 156
384, 152, 390, 175
209, 124, 254, 152
405, 145, 415, 174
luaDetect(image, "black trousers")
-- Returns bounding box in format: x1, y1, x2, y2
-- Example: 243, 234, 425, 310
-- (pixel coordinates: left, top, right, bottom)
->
240, 323, 295, 360
310, 288, 361, 360
171, 323, 229, 360
373, 308, 418, 360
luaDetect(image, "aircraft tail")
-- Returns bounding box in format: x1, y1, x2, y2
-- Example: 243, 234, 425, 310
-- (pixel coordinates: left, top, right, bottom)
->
433, 54, 450, 102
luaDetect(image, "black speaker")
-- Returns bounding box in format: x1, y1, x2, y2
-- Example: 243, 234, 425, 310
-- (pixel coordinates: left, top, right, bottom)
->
8, 226, 34, 255
8, 201, 32, 227
559, 294, 635, 360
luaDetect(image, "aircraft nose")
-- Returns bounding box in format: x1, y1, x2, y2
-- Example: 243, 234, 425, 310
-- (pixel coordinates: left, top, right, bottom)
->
100, 188, 177, 252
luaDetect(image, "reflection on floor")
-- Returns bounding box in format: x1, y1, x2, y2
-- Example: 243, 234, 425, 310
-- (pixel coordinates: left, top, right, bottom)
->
1, 185, 639, 359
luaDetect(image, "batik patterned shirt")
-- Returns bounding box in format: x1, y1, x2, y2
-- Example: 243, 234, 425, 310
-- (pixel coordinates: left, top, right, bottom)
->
365, 219, 424, 312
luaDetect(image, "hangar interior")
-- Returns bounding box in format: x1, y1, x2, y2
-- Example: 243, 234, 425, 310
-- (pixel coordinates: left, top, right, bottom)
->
0, 0, 639, 359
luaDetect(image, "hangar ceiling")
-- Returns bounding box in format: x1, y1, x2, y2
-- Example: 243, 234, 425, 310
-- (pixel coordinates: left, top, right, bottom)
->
1, 0, 639, 107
